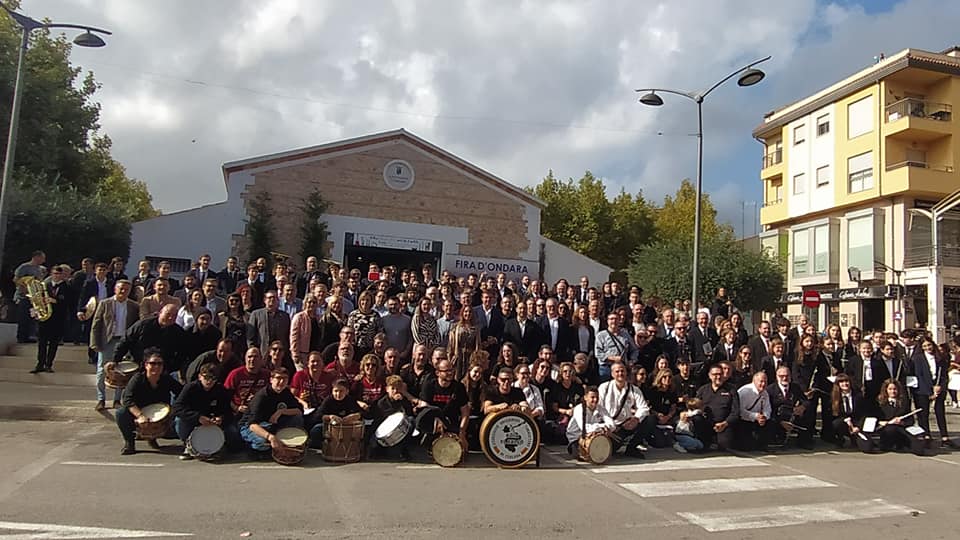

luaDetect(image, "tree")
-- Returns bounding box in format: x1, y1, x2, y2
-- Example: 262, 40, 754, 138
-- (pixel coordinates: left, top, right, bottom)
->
654, 179, 734, 242
298, 188, 329, 263
245, 191, 275, 263
528, 170, 654, 270
92, 158, 159, 223
628, 236, 783, 311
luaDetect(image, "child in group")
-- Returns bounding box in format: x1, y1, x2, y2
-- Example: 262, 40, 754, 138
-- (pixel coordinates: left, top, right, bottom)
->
369, 375, 418, 460
565, 386, 615, 459
674, 397, 705, 453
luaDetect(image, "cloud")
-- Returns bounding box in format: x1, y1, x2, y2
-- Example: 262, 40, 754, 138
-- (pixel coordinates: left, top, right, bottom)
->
36, 0, 960, 239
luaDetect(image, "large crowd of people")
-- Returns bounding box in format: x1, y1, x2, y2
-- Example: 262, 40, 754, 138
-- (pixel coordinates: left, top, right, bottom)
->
12, 250, 960, 463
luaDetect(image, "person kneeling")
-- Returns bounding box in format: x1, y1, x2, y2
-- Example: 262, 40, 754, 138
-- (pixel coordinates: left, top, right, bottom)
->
565, 387, 615, 459
173, 363, 232, 460
597, 362, 656, 458
311, 379, 362, 448
239, 368, 304, 459
370, 375, 422, 461
874, 379, 931, 456
735, 372, 773, 451
117, 352, 183, 455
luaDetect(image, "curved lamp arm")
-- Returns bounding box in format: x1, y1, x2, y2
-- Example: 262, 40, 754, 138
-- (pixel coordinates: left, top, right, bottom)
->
700, 56, 771, 99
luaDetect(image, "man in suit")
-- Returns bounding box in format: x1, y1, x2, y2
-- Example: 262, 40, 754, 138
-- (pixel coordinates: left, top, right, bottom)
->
655, 308, 676, 339
200, 278, 227, 323
867, 340, 911, 405
295, 256, 328, 298
503, 300, 545, 362
537, 297, 571, 362
187, 254, 216, 287
576, 276, 591, 306
759, 338, 790, 384
767, 365, 814, 449
130, 260, 154, 301
277, 282, 302, 320
747, 320, 774, 373
77, 262, 114, 365
146, 261, 180, 294
473, 289, 505, 361
90, 280, 140, 411
689, 310, 719, 365
241, 263, 265, 310
421, 263, 439, 289
30, 265, 76, 374
218, 256, 243, 296
774, 318, 795, 364
662, 321, 693, 369
173, 274, 199, 304
246, 290, 291, 353
494, 272, 513, 301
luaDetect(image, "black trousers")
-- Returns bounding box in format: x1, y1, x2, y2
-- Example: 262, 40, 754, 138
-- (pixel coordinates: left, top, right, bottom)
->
613, 415, 657, 452
878, 424, 931, 455
912, 391, 948, 439
36, 320, 65, 369
692, 415, 736, 450
734, 420, 773, 451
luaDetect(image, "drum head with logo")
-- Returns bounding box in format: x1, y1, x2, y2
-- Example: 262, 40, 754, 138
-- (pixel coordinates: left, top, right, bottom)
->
481, 410, 539, 468
276, 427, 308, 447
188, 425, 225, 457
141, 403, 170, 422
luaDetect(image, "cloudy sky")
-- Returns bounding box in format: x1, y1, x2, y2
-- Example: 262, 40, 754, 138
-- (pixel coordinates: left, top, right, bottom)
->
22, 0, 960, 235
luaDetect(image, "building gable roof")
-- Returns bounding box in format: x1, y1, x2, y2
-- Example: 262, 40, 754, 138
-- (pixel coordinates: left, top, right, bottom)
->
221, 129, 545, 208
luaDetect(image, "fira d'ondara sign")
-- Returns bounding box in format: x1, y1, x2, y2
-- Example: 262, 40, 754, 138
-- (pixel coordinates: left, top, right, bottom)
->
446, 254, 536, 280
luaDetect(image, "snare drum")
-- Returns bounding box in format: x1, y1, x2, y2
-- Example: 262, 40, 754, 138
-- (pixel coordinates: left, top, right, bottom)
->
136, 403, 172, 440
432, 432, 466, 467
105, 361, 140, 389
578, 432, 612, 464
375, 412, 413, 447
322, 413, 364, 463
187, 425, 225, 460
272, 427, 308, 465
479, 409, 540, 468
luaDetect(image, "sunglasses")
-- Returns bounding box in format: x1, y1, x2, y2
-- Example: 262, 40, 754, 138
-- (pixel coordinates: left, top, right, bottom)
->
498, 377, 512, 382
145, 361, 163, 366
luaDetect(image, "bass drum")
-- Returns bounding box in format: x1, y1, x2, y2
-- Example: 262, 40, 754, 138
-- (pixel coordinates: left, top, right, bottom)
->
578, 432, 612, 464
479, 409, 540, 468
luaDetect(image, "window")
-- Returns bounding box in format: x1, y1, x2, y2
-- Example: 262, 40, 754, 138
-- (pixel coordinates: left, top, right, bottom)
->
848, 151, 874, 193
847, 216, 874, 271
816, 114, 830, 136
793, 229, 809, 276
767, 177, 784, 204
814, 225, 829, 274
816, 165, 830, 186
848, 96, 873, 139
793, 173, 805, 195
793, 124, 806, 145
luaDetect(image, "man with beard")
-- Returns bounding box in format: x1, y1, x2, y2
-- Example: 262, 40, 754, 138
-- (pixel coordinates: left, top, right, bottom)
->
418, 359, 470, 448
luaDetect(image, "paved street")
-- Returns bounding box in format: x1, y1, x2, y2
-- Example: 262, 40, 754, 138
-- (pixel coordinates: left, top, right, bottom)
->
1, 421, 958, 539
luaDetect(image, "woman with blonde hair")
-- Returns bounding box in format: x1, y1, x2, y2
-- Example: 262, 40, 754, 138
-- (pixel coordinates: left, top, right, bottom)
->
448, 305, 480, 380
290, 295, 320, 370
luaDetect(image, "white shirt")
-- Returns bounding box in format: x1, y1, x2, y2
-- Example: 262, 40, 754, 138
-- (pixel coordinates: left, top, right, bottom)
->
737, 383, 771, 422
112, 300, 127, 338
597, 380, 650, 425
566, 404, 615, 443
514, 382, 544, 416
96, 279, 108, 301
548, 317, 559, 349
578, 325, 590, 353
589, 317, 601, 336
926, 353, 938, 382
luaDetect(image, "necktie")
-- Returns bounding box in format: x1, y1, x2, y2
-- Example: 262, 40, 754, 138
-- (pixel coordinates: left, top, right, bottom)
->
844, 396, 851, 414
889, 400, 896, 407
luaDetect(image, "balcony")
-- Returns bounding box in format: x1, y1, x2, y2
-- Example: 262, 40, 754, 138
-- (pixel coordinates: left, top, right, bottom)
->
761, 149, 784, 179
882, 160, 957, 196
760, 198, 788, 225
885, 98, 953, 141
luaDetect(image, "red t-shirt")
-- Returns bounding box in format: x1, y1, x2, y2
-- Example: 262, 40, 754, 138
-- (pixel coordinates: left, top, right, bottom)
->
325, 360, 360, 380
224, 366, 269, 408
352, 377, 385, 405
290, 370, 334, 408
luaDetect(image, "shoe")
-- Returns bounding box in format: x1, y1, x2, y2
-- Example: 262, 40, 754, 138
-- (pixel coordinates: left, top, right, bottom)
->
147, 439, 161, 450
673, 442, 687, 454
29, 366, 43, 374
624, 445, 646, 458
179, 449, 194, 461
941, 439, 959, 449
112, 401, 122, 409
94, 400, 105, 412
121, 443, 136, 455
46, 367, 55, 373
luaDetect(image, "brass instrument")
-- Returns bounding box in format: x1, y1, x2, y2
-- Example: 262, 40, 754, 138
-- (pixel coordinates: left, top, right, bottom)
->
804, 363, 819, 399
18, 276, 51, 322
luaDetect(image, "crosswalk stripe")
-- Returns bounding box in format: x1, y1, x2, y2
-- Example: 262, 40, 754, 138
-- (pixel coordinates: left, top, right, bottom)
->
677, 498, 918, 532
590, 455, 767, 474
620, 474, 834, 497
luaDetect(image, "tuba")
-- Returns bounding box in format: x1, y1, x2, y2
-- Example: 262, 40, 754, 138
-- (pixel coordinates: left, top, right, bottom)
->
18, 276, 52, 322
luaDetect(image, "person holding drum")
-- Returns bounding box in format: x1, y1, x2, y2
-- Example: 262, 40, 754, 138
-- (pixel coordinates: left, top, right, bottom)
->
482, 367, 529, 414
597, 362, 655, 458
312, 378, 362, 448
239, 367, 304, 459
173, 363, 232, 460
370, 375, 422, 460
90, 279, 140, 412
418, 359, 470, 448
565, 387, 615, 459
117, 352, 183, 455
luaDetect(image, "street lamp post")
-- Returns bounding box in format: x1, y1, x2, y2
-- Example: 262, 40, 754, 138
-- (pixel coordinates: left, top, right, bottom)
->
636, 56, 771, 311
0, 6, 111, 271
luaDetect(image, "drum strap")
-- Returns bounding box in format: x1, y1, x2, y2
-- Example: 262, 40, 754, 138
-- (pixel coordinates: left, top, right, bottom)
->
611, 386, 631, 421
580, 400, 587, 443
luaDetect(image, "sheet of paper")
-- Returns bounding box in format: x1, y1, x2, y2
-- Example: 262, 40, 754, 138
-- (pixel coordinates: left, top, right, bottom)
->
303, 407, 315, 416
906, 425, 925, 436
905, 376, 919, 388
862, 417, 878, 433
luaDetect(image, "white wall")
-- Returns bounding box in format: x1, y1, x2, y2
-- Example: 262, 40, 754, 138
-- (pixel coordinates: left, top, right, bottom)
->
128, 201, 232, 271
787, 103, 835, 218
541, 237, 611, 286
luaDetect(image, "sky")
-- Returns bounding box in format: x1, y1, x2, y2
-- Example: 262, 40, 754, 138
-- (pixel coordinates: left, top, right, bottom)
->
17, 0, 960, 237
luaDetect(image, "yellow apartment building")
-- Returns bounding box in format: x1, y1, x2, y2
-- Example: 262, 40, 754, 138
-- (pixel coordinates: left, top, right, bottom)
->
754, 46, 960, 340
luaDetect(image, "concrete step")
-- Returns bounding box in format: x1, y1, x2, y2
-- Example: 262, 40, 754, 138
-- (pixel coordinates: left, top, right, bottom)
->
0, 381, 113, 423
0, 367, 96, 386
0, 355, 95, 373
6, 344, 93, 363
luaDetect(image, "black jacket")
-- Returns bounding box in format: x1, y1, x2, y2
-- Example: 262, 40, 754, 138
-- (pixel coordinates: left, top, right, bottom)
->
503, 317, 547, 361
113, 316, 190, 372
173, 380, 232, 425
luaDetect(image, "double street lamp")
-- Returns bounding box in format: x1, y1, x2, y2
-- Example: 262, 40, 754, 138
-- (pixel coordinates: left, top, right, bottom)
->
635, 55, 771, 311
0, 5, 111, 270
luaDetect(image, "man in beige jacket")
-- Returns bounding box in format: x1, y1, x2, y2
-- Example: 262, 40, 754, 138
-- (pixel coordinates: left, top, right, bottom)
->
91, 280, 141, 411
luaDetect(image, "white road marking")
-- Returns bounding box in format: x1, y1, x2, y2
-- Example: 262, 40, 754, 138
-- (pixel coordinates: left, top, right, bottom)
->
238, 464, 301, 470
678, 499, 919, 532
60, 461, 164, 468
590, 455, 768, 474
0, 442, 80, 502
396, 464, 441, 470
0, 520, 191, 538
620, 474, 834, 497
929, 456, 960, 467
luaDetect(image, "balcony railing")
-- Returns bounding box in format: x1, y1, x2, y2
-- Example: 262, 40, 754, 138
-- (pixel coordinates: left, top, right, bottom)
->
762, 198, 783, 207
884, 160, 954, 173
904, 245, 960, 268
762, 149, 783, 168
886, 98, 952, 123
